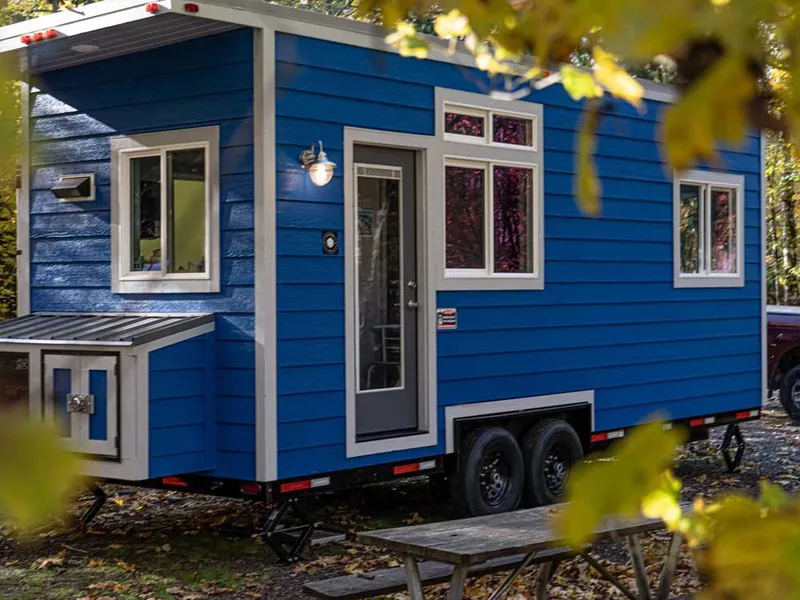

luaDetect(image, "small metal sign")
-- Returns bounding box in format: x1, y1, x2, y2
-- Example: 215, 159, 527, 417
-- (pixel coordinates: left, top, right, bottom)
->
437, 308, 457, 330
322, 231, 339, 255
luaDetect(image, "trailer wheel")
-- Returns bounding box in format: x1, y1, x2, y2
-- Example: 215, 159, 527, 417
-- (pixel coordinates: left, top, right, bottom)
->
522, 419, 583, 506
453, 426, 524, 516
780, 365, 800, 422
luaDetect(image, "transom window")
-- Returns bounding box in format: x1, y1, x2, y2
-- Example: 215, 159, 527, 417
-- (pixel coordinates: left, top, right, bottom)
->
443, 103, 537, 150
111, 127, 220, 294
437, 88, 543, 290
674, 170, 744, 288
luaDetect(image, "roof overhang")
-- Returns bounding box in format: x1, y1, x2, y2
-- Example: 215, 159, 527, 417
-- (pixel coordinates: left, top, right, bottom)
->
0, 0, 240, 74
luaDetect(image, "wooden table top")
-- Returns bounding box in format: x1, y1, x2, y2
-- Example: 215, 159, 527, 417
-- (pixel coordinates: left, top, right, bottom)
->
357, 504, 671, 566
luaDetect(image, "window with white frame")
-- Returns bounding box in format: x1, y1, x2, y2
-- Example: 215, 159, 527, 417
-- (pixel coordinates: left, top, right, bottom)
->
437, 88, 544, 290
111, 127, 220, 294
674, 169, 744, 288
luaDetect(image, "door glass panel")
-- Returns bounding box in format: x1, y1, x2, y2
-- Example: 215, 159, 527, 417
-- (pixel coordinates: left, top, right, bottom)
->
167, 148, 206, 274
53, 368, 71, 437
0, 352, 28, 411
88, 370, 108, 441
357, 172, 403, 392
130, 155, 162, 272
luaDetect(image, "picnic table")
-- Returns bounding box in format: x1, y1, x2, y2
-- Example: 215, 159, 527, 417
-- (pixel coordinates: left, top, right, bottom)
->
352, 504, 685, 600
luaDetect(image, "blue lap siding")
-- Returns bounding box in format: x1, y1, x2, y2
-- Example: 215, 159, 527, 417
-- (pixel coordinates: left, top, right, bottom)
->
275, 32, 762, 479
29, 29, 256, 480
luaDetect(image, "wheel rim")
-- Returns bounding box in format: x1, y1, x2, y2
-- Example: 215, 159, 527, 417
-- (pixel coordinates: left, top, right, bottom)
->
543, 443, 571, 497
479, 450, 511, 507
792, 380, 800, 410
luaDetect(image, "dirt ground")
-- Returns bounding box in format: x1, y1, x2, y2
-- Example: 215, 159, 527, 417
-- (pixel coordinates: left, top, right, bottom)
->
0, 399, 796, 600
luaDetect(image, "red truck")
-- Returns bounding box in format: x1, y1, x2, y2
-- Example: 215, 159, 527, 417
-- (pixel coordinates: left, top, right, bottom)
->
768, 305, 800, 420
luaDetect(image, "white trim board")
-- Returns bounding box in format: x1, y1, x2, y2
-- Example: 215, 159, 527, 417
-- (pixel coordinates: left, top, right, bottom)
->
445, 391, 595, 453
254, 27, 277, 482
17, 81, 30, 317
344, 127, 440, 458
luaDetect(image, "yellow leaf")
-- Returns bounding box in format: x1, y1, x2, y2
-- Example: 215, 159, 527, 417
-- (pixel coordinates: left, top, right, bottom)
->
575, 101, 601, 216
555, 419, 684, 548
434, 10, 471, 39
0, 410, 82, 531
560, 65, 603, 102
592, 47, 644, 110
112, 498, 124, 507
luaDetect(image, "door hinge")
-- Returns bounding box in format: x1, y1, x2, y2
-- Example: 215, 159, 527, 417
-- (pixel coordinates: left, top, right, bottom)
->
114, 364, 120, 376
115, 436, 119, 450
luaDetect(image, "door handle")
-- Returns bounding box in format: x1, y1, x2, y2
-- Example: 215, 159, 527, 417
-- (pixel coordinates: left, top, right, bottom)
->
407, 300, 419, 309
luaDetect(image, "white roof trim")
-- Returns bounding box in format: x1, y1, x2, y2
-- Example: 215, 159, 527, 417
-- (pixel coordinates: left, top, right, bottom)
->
0, 0, 678, 102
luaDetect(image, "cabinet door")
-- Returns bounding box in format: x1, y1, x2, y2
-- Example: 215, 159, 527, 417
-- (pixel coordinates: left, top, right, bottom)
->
43, 354, 119, 458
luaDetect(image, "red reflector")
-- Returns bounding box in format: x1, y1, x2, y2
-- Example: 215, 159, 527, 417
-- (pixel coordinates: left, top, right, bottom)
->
590, 433, 607, 443
145, 3, 159, 12
45, 29, 56, 39
20, 35, 32, 44
33, 32, 44, 42
240, 483, 261, 496
184, 3, 199, 12
280, 480, 311, 493
161, 476, 188, 487
689, 418, 705, 427
393, 463, 420, 476
735, 411, 750, 420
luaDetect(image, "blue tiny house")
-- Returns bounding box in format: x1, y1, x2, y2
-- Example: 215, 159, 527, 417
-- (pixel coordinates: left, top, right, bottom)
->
0, 0, 765, 535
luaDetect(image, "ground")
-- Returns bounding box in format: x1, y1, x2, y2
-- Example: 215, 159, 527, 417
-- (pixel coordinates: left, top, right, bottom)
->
0, 400, 796, 600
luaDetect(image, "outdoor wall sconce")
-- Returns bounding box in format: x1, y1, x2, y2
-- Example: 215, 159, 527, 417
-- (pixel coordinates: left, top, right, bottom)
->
299, 141, 336, 187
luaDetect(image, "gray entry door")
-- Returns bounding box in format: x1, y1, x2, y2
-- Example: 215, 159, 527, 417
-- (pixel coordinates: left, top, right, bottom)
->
354, 146, 419, 438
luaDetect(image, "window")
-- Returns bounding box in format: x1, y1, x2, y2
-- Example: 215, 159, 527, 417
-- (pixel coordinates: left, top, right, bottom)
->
437, 88, 543, 290
444, 103, 537, 150
674, 170, 744, 288
111, 127, 220, 294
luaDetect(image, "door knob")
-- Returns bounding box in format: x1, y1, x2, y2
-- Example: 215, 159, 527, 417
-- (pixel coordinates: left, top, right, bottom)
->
407, 281, 417, 289
407, 300, 419, 309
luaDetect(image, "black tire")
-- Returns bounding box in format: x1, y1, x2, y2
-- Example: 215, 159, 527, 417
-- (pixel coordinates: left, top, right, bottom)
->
452, 426, 524, 517
779, 364, 800, 421
522, 419, 583, 507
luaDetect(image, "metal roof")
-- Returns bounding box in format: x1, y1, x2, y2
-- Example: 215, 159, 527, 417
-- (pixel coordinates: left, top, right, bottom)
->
0, 313, 214, 346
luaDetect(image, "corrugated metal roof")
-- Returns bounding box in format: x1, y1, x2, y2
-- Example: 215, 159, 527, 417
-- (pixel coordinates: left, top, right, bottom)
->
0, 313, 214, 346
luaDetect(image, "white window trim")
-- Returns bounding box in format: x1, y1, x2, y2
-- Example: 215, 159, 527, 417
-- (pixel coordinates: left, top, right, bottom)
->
111, 126, 220, 294
673, 169, 745, 289
436, 88, 544, 291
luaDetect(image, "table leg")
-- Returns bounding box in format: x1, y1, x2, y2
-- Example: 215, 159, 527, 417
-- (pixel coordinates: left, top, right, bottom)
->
625, 534, 652, 600
655, 532, 683, 600
404, 556, 425, 600
535, 559, 560, 600
447, 565, 469, 600
487, 552, 538, 600
580, 552, 640, 600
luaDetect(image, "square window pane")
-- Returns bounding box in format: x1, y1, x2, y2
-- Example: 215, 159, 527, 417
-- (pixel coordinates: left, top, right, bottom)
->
0, 352, 28, 412
679, 184, 701, 274
445, 111, 485, 138
494, 166, 534, 273
493, 114, 534, 147
130, 155, 161, 272
167, 148, 206, 274
710, 187, 736, 273
445, 164, 486, 269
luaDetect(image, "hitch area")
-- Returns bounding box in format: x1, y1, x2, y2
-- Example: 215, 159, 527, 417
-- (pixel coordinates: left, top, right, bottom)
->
721, 423, 746, 473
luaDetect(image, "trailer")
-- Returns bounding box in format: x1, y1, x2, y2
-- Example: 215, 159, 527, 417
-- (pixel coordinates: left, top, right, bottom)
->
0, 0, 765, 561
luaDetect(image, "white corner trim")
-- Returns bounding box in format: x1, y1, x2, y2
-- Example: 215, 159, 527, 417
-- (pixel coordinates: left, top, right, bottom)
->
17, 81, 30, 317
761, 131, 767, 406
436, 88, 545, 291
110, 126, 221, 295
344, 127, 440, 459
254, 27, 278, 482
444, 390, 595, 453
672, 169, 745, 289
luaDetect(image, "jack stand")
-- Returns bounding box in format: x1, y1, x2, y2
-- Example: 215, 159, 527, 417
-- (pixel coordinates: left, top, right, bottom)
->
80, 483, 107, 527
721, 424, 745, 473
259, 500, 317, 563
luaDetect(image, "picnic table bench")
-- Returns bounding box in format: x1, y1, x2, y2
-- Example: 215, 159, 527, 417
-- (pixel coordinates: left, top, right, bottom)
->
304, 504, 687, 600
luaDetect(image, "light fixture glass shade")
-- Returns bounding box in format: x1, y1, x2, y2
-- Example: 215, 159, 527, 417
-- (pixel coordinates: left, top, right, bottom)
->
308, 147, 336, 186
